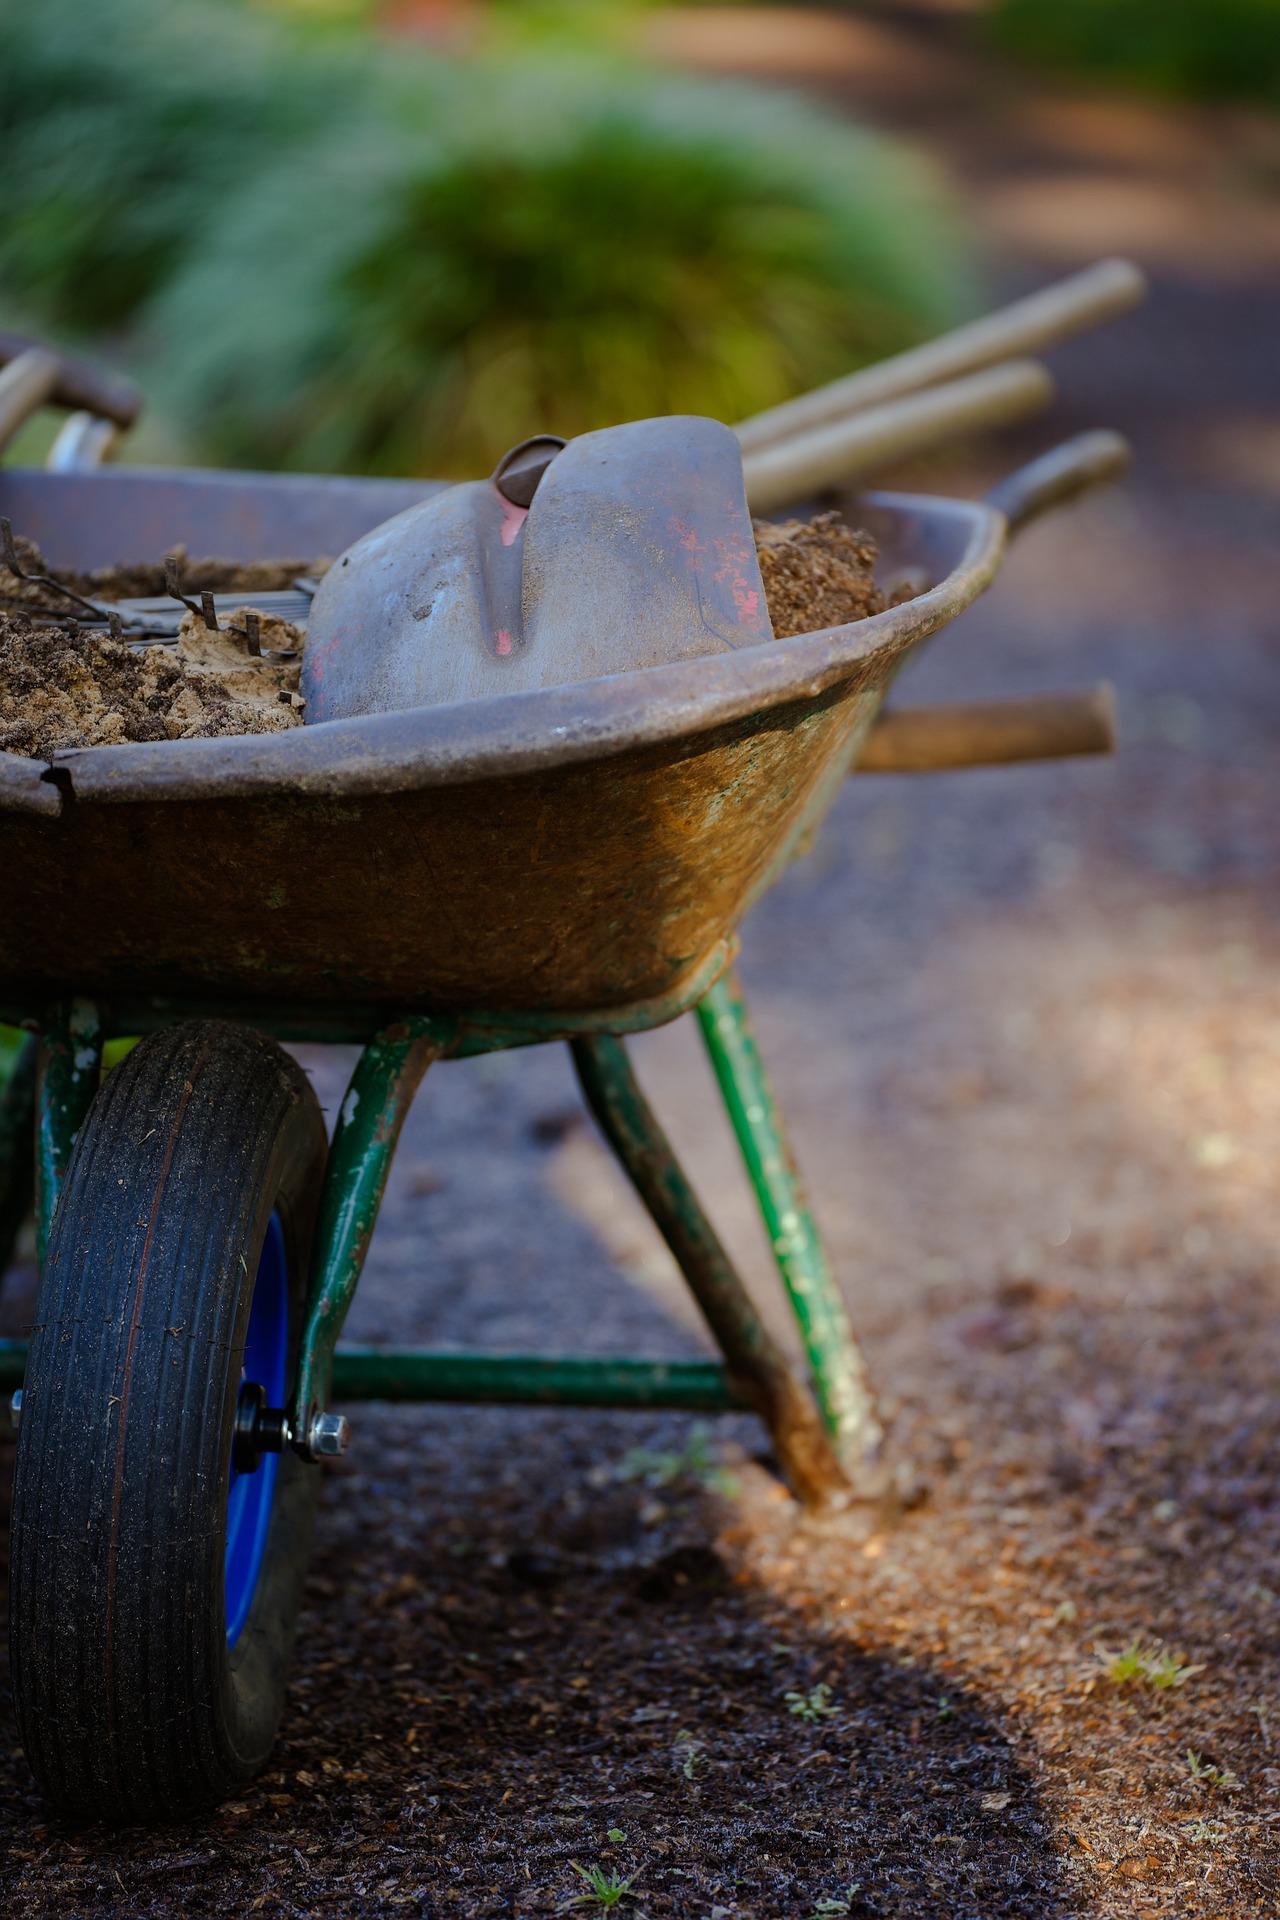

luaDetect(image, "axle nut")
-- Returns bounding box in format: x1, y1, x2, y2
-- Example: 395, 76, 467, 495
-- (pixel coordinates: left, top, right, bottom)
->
308, 1410, 351, 1458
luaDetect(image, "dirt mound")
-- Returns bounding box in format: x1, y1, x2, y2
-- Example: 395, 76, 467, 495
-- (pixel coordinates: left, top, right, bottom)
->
0, 612, 303, 760
755, 510, 895, 638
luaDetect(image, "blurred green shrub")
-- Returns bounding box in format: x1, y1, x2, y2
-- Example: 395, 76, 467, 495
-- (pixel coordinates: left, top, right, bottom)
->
0, 0, 351, 331
0, 0, 973, 477
154, 59, 971, 476
987, 0, 1280, 104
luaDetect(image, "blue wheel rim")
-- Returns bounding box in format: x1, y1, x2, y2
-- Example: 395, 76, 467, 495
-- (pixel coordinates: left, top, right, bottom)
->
225, 1212, 289, 1647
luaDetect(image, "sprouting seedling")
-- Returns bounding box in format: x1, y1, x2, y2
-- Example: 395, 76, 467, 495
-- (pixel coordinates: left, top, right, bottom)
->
935, 1694, 952, 1721
1103, 1640, 1203, 1691
673, 1729, 706, 1780
616, 1422, 738, 1496
787, 1682, 838, 1722
570, 1862, 636, 1908
1184, 1819, 1228, 1846
1186, 1750, 1240, 1791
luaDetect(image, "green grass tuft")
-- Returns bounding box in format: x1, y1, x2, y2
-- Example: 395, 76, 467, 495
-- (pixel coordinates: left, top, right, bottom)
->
570, 1862, 636, 1907
1103, 1639, 1203, 1690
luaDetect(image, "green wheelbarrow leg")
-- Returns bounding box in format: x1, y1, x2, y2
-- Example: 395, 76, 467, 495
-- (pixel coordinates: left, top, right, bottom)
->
35, 1000, 104, 1269
0, 1034, 37, 1281
293, 1017, 452, 1452
572, 1033, 849, 1510
696, 967, 882, 1469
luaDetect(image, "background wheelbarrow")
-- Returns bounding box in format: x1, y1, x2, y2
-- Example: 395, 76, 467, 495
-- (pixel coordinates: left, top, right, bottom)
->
0, 279, 1133, 1823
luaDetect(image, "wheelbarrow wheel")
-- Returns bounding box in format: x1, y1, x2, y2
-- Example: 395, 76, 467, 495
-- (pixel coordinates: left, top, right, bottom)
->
9, 1021, 328, 1822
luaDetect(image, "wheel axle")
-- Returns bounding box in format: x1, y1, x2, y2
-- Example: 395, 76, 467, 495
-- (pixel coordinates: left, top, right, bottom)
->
232, 1380, 289, 1474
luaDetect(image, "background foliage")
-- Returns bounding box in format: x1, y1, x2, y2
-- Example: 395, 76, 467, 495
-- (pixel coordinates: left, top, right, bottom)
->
987, 0, 1280, 105
0, 0, 972, 478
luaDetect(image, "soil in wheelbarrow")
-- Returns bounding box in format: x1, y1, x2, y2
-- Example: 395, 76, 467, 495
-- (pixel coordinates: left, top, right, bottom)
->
0, 516, 898, 758
1, 519, 894, 639
754, 511, 902, 638
0, 610, 306, 758
0, 536, 323, 613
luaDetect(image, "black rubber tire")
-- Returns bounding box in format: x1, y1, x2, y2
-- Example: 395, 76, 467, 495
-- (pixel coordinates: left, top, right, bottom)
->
9, 1021, 328, 1823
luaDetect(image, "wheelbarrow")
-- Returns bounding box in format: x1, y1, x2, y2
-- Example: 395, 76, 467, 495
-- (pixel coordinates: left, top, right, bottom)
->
0, 278, 1135, 1822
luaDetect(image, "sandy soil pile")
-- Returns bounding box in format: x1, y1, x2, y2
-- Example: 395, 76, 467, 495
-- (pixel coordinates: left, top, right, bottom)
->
755, 511, 894, 638
0, 608, 304, 759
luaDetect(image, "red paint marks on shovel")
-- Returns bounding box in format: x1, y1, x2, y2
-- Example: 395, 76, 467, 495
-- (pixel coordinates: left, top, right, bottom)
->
497, 497, 529, 548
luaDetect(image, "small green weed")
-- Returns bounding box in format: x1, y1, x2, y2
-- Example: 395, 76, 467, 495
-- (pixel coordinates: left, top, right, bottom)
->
673, 1729, 706, 1779
616, 1424, 738, 1496
606, 1828, 626, 1843
809, 1888, 861, 1918
570, 1862, 636, 1908
1186, 1750, 1240, 1791
1183, 1819, 1229, 1847
935, 1694, 953, 1721
786, 1682, 838, 1722
1103, 1640, 1202, 1691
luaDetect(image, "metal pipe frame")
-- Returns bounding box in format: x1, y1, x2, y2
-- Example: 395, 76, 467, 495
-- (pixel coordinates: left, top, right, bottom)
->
292, 1019, 449, 1451
571, 1032, 849, 1508
5, 956, 872, 1511
0, 1034, 36, 1281
35, 999, 103, 1267
696, 967, 882, 1468
0, 1339, 740, 1408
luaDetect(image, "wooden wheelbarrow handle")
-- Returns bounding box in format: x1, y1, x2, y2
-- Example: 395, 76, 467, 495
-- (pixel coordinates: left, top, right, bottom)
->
857, 684, 1116, 773
0, 330, 142, 430
0, 350, 63, 457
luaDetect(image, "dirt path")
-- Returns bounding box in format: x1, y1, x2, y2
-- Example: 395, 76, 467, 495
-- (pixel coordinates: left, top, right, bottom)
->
3, 23, 1280, 1920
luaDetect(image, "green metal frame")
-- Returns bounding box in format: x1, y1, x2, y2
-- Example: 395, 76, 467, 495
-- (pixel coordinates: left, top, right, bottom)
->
0, 1033, 36, 1281
34, 999, 103, 1267
2, 939, 876, 1508
697, 968, 882, 1468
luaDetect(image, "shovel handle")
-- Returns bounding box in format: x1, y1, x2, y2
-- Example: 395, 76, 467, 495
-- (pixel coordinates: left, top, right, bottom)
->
743, 359, 1054, 516
986, 430, 1131, 534
737, 257, 1145, 454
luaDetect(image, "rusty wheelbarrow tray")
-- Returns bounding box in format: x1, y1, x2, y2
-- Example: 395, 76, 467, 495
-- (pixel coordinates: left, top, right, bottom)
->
0, 436, 1124, 1462
0, 433, 1123, 1821
0, 433, 1118, 1025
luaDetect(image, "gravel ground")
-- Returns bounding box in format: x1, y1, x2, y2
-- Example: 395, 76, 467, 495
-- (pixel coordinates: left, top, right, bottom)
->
4, 80, 1280, 1920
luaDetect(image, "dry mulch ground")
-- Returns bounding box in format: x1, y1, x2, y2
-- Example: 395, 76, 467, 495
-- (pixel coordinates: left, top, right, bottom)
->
4, 84, 1280, 1912
2, 423, 1279, 1912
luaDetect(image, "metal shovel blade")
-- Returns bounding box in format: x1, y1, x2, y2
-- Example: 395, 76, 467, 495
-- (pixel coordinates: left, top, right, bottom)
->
301, 415, 772, 722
